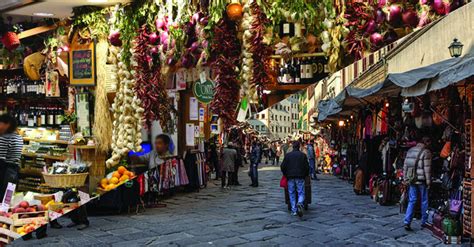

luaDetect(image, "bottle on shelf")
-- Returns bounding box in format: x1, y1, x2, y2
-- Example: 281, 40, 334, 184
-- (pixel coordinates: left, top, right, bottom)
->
306, 56, 314, 83
300, 57, 307, 84
279, 21, 295, 37
294, 58, 301, 84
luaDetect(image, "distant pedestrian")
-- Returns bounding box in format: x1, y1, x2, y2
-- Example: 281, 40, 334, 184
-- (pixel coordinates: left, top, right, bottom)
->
249, 141, 262, 187
270, 142, 277, 165
403, 136, 432, 231
221, 142, 237, 189
275, 142, 282, 166
231, 142, 243, 186
281, 141, 309, 217
306, 140, 318, 180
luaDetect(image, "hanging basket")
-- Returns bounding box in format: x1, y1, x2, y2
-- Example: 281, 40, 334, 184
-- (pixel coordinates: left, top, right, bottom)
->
1, 32, 20, 51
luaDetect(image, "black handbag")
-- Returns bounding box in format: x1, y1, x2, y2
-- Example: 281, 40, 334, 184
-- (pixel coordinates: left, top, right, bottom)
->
441, 172, 454, 190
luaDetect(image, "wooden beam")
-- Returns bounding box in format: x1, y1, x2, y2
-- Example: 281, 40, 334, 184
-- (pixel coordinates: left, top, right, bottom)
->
18, 24, 57, 39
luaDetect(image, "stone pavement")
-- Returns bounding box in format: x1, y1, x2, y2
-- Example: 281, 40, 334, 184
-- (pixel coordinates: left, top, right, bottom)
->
12, 165, 457, 246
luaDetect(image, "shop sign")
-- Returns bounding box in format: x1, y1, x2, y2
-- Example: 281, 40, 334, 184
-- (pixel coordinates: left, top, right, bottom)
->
193, 80, 214, 104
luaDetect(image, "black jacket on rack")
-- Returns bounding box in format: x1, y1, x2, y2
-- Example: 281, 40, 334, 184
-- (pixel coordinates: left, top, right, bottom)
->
184, 152, 200, 191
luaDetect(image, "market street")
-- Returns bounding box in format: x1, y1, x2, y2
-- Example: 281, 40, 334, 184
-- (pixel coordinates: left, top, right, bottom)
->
11, 165, 448, 247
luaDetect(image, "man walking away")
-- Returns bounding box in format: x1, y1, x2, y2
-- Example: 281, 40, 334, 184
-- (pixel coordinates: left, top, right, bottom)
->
249, 141, 261, 187
403, 136, 432, 231
221, 142, 237, 189
281, 141, 309, 217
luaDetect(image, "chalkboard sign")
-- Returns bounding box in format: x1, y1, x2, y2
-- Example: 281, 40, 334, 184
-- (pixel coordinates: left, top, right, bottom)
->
72, 50, 93, 79
69, 32, 96, 86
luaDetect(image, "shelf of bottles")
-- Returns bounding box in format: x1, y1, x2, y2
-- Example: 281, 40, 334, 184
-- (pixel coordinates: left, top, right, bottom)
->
0, 75, 66, 129
273, 55, 329, 86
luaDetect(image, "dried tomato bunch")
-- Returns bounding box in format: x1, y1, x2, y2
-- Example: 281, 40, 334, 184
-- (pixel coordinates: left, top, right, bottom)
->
134, 26, 174, 131
249, 1, 272, 99
209, 17, 241, 129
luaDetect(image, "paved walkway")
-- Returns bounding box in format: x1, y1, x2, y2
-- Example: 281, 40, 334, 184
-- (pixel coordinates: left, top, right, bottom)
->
13, 165, 450, 246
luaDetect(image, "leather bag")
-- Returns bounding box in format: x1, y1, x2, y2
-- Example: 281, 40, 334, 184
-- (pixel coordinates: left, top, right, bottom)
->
440, 141, 451, 159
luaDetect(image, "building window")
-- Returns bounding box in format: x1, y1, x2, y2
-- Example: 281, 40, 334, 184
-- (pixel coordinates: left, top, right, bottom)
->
262, 114, 265, 119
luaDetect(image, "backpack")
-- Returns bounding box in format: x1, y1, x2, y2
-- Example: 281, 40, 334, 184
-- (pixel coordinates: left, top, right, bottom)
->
406, 149, 424, 185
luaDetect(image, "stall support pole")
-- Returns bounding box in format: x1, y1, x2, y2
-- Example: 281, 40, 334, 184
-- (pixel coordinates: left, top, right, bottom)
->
471, 89, 474, 240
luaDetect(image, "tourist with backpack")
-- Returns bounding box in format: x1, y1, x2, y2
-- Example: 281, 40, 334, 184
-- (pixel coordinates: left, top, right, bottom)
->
403, 136, 432, 231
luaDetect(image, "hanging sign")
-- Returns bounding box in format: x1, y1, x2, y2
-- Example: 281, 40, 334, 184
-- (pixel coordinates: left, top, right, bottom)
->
193, 80, 215, 104
69, 32, 96, 86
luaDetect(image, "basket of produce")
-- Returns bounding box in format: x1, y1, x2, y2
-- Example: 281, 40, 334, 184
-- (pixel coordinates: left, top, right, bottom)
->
42, 160, 89, 188
42, 173, 88, 188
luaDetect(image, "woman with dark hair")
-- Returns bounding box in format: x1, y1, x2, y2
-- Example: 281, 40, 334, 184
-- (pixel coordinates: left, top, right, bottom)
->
0, 114, 23, 200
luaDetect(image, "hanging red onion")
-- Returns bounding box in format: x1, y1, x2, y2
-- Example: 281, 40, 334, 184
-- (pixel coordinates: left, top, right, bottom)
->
402, 9, 419, 27
378, 0, 387, 7
149, 32, 159, 44
150, 46, 159, 55
365, 20, 378, 34
370, 32, 384, 47
432, 0, 450, 15
388, 5, 403, 27
156, 18, 167, 31
108, 30, 122, 47
375, 9, 386, 24
190, 41, 200, 52
160, 31, 169, 46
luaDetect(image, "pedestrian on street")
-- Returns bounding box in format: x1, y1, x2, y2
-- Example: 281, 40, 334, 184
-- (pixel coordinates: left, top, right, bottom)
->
275, 142, 282, 166
403, 136, 432, 231
270, 142, 277, 165
249, 141, 262, 187
306, 140, 318, 180
231, 142, 243, 186
281, 141, 309, 217
209, 138, 220, 180
221, 142, 237, 189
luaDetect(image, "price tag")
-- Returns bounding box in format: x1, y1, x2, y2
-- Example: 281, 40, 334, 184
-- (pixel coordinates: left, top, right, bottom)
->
192, 68, 200, 82
49, 211, 63, 221
78, 191, 91, 205
176, 69, 187, 90
53, 191, 63, 202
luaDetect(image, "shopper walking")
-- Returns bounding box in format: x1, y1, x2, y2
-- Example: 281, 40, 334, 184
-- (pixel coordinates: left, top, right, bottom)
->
403, 136, 432, 231
275, 142, 282, 166
281, 141, 309, 217
221, 142, 237, 189
0, 114, 23, 201
231, 142, 243, 186
249, 141, 262, 187
270, 142, 277, 165
209, 138, 220, 180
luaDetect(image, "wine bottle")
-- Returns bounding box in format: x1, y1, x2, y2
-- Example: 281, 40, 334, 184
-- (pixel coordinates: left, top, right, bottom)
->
294, 58, 301, 84
306, 57, 313, 83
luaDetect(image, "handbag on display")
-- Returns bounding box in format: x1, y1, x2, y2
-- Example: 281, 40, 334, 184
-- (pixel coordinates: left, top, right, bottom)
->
440, 141, 451, 159
450, 147, 464, 169
280, 175, 288, 188
433, 212, 444, 229
449, 190, 462, 216
441, 172, 454, 190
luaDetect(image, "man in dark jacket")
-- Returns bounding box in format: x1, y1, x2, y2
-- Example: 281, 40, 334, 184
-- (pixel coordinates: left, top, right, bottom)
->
281, 141, 309, 217
249, 141, 262, 187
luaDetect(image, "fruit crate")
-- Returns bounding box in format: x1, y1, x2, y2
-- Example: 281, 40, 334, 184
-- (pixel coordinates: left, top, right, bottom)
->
48, 202, 79, 214
11, 211, 48, 227
0, 216, 21, 245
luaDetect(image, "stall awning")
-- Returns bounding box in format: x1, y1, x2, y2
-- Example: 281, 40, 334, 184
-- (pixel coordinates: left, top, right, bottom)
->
318, 52, 474, 122
397, 52, 474, 96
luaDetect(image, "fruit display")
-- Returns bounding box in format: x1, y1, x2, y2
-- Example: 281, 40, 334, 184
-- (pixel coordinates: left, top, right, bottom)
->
99, 166, 136, 191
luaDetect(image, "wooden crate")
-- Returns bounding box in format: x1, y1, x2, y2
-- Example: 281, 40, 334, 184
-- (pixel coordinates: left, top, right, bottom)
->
48, 203, 79, 214
0, 216, 21, 245
11, 211, 48, 227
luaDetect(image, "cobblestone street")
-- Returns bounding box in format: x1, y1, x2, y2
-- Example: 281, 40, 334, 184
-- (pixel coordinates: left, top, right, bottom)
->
13, 165, 449, 247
